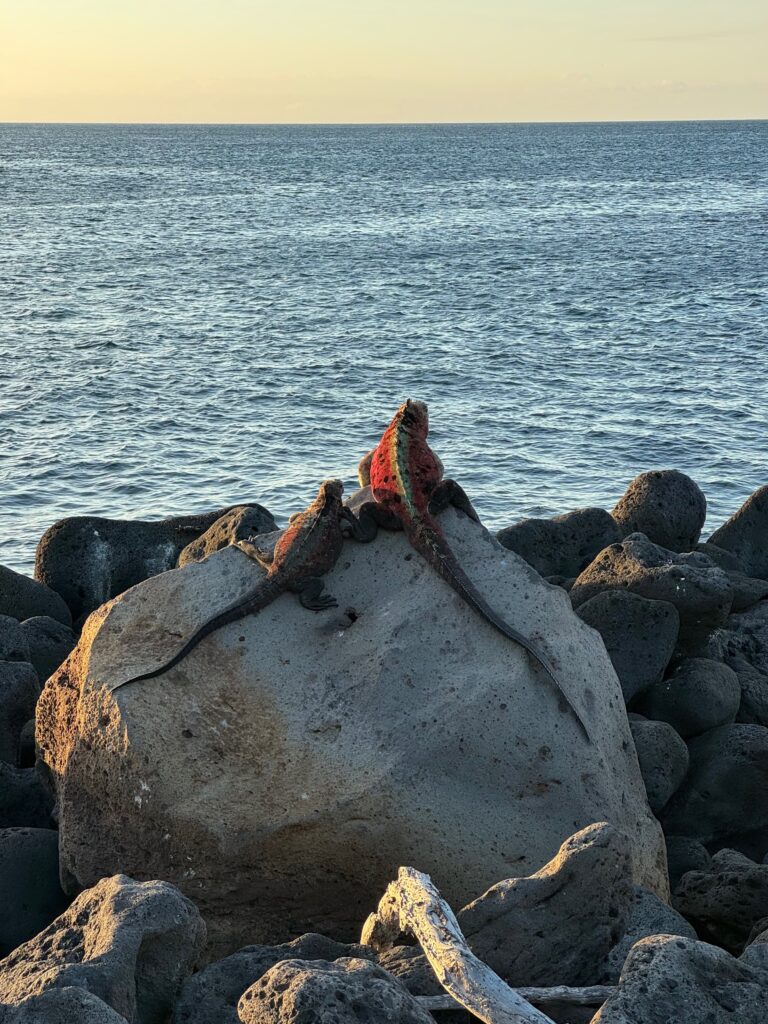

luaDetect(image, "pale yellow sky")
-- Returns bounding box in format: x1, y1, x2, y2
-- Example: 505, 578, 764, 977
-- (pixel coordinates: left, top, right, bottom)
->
1, 0, 766, 123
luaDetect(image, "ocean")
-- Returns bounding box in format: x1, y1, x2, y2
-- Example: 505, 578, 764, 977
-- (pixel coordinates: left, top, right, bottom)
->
1, 121, 766, 576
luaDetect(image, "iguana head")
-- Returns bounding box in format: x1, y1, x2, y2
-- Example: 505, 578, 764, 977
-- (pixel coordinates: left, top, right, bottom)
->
398, 398, 429, 437
319, 478, 344, 503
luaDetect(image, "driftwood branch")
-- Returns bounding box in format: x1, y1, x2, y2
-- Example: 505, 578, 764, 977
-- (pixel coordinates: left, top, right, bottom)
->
361, 866, 557, 1024
417, 986, 613, 1012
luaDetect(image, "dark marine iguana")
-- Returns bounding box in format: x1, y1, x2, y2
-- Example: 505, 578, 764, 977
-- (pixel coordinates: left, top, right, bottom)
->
352, 399, 591, 741
113, 479, 357, 688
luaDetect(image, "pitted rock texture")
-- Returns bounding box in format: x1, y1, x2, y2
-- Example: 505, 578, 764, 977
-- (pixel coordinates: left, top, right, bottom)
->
0, 763, 54, 829
635, 658, 741, 738
172, 935, 373, 1024
709, 484, 768, 579
674, 848, 768, 952
34, 508, 251, 623
628, 717, 689, 813
661, 724, 768, 856
592, 934, 768, 1023
495, 507, 619, 579
0, 987, 129, 1022
728, 656, 768, 727
575, 591, 678, 703
177, 505, 278, 568
0, 566, 70, 628
0, 874, 205, 1024
0, 617, 30, 664
570, 533, 733, 651
602, 885, 696, 981
236, 958, 433, 1024
456, 822, 633, 986
612, 470, 706, 552
665, 836, 712, 890
37, 507, 666, 956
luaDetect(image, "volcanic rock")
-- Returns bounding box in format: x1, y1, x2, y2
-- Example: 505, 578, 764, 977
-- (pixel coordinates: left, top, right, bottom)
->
495, 507, 619, 578
635, 658, 741, 738
0, 828, 70, 958
628, 717, 689, 813
709, 484, 768, 579
0, 663, 39, 765
34, 507, 257, 623
570, 533, 733, 651
612, 470, 706, 552
0, 763, 55, 829
665, 836, 711, 890
456, 822, 633, 985
236, 958, 433, 1024
603, 885, 696, 981
0, 566, 70, 628
0, 874, 205, 1022
177, 505, 278, 567
37, 505, 666, 956
575, 591, 678, 702
0, 617, 30, 664
19, 617, 75, 684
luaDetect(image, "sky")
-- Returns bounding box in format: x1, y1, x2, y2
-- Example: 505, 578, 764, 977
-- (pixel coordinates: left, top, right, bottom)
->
1, 0, 766, 123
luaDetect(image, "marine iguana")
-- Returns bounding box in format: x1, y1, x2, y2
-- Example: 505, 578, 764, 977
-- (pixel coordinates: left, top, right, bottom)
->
353, 399, 590, 741
113, 479, 355, 688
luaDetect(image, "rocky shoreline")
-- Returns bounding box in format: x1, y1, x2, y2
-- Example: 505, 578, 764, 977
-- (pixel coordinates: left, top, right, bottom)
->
2, 468, 768, 1022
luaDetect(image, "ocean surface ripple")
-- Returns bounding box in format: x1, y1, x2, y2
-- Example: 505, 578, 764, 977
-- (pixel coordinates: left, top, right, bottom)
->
1, 121, 766, 575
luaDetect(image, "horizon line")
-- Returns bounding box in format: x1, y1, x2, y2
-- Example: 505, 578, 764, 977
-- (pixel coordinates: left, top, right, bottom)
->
1, 116, 766, 128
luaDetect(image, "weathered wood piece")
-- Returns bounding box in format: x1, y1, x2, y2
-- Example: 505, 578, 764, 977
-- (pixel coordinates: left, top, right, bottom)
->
417, 987, 614, 1012
361, 866, 556, 1024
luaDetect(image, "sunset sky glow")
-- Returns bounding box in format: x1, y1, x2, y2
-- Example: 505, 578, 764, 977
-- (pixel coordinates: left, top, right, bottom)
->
1, 0, 766, 123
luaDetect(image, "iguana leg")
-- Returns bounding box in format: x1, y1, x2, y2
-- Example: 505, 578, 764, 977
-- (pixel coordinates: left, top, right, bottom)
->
344, 501, 401, 542
235, 538, 275, 567
290, 577, 338, 611
429, 479, 481, 522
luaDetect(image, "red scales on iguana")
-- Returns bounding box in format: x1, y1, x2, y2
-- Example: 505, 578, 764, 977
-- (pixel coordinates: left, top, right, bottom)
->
353, 399, 591, 741
113, 479, 361, 688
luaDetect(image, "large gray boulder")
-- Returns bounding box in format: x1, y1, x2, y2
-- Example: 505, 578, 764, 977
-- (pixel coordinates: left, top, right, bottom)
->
661, 724, 768, 856
602, 885, 696, 981
709, 484, 768, 579
0, 874, 205, 1023
456, 822, 633, 986
575, 591, 678, 703
0, 567, 70, 628
570, 533, 733, 651
34, 507, 262, 623
612, 470, 707, 552
237, 958, 433, 1024
0, 763, 54, 829
592, 934, 768, 1023
37, 506, 666, 957
496, 508, 619, 579
19, 617, 75, 684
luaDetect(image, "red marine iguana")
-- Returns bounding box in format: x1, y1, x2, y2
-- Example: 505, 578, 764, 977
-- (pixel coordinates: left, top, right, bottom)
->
353, 399, 590, 741
113, 479, 356, 687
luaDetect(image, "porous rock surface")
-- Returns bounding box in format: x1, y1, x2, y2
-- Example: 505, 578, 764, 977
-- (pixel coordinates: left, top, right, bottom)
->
37, 506, 666, 956
0, 663, 39, 766
177, 505, 278, 567
495, 507, 619, 579
575, 591, 678, 703
674, 848, 768, 952
456, 822, 633, 986
592, 934, 768, 1023
0, 987, 129, 1023
237, 958, 433, 1024
665, 836, 712, 890
0, 763, 54, 829
18, 617, 75, 684
602, 884, 696, 981
709, 484, 768, 579
0, 874, 205, 1023
34, 507, 254, 623
728, 655, 768, 727
0, 828, 69, 957
0, 617, 30, 664
612, 469, 707, 552
570, 533, 733, 650
172, 934, 373, 1024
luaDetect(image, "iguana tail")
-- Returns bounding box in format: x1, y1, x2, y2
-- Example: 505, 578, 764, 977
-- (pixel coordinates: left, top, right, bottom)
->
407, 518, 591, 741
116, 576, 283, 687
